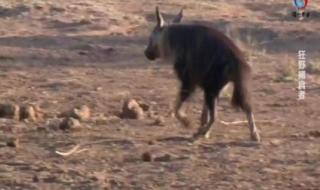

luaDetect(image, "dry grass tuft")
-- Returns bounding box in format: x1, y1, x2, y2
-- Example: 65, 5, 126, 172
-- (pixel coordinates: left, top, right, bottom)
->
277, 55, 297, 82
306, 59, 320, 75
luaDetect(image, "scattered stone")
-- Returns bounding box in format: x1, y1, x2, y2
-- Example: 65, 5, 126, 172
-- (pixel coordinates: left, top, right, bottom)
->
46, 118, 62, 130
138, 101, 150, 112
141, 152, 152, 162
291, 131, 320, 139
94, 114, 120, 125
20, 105, 37, 122
121, 99, 144, 119
6, 138, 19, 148
109, 179, 121, 187
102, 47, 115, 54
33, 3, 45, 10
95, 86, 103, 91
154, 154, 172, 162
59, 117, 82, 130
73, 105, 91, 121
36, 126, 47, 132
147, 110, 158, 118
151, 116, 165, 126
66, 5, 79, 10
0, 103, 20, 120
79, 19, 91, 25
34, 105, 44, 120
80, 44, 115, 54
78, 50, 89, 55
261, 167, 279, 174
291, 133, 304, 138
93, 114, 108, 125
19, 105, 44, 122
49, 6, 65, 12
32, 175, 39, 182
308, 130, 320, 138
59, 105, 91, 121
269, 139, 282, 146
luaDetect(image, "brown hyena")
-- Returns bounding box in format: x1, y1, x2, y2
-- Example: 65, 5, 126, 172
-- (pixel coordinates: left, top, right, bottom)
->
144, 7, 260, 142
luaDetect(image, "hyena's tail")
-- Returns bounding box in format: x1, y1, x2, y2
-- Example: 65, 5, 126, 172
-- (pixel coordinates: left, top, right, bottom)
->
231, 62, 253, 112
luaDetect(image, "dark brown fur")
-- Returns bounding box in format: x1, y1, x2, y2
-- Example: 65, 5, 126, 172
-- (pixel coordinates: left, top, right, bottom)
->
164, 24, 252, 111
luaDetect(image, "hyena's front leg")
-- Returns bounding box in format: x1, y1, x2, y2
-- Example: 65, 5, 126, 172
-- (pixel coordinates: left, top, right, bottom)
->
174, 85, 194, 128
193, 93, 217, 140
200, 97, 209, 127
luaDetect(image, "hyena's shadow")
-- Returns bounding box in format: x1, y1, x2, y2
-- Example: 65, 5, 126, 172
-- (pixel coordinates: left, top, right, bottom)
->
157, 136, 261, 148
212, 141, 261, 148
156, 136, 193, 143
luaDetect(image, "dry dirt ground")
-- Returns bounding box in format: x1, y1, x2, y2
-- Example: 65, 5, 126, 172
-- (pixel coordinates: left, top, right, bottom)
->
0, 0, 319, 189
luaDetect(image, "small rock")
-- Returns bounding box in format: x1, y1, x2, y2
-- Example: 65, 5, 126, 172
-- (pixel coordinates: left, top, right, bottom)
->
270, 139, 282, 146
93, 114, 108, 125
36, 126, 47, 132
0, 103, 20, 120
73, 105, 91, 121
6, 138, 19, 148
20, 105, 37, 122
154, 154, 172, 162
59, 105, 91, 121
141, 152, 152, 162
95, 86, 103, 91
261, 168, 279, 174
152, 116, 165, 126
33, 3, 44, 10
138, 102, 150, 112
20, 105, 44, 122
79, 19, 91, 25
46, 118, 61, 130
59, 117, 82, 130
34, 105, 44, 120
121, 99, 144, 119
109, 179, 121, 187
291, 133, 303, 138
33, 175, 39, 182
148, 110, 158, 118
308, 130, 320, 138
103, 47, 115, 54
49, 6, 65, 12
95, 45, 115, 52
66, 5, 78, 10
78, 50, 89, 55
94, 114, 120, 125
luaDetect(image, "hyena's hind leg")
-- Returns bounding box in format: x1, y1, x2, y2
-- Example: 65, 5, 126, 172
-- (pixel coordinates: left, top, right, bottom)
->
237, 98, 261, 142
174, 83, 195, 128
245, 110, 260, 142
235, 90, 261, 142
232, 72, 261, 142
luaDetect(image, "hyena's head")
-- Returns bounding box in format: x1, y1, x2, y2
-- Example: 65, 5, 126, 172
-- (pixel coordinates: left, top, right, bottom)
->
144, 7, 183, 61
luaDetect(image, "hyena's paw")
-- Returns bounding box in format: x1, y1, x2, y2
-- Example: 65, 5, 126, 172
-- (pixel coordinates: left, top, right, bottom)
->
250, 132, 261, 142
192, 126, 211, 141
179, 117, 192, 128
174, 112, 192, 128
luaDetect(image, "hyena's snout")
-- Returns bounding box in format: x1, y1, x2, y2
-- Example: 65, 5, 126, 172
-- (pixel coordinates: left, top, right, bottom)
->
144, 48, 157, 61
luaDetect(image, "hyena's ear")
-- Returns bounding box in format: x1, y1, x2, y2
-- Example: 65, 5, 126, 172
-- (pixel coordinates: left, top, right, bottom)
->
155, 6, 165, 28
172, 8, 183, 23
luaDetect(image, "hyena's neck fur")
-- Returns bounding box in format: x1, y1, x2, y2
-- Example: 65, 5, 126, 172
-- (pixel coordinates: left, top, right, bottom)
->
158, 26, 176, 62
